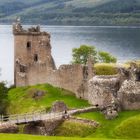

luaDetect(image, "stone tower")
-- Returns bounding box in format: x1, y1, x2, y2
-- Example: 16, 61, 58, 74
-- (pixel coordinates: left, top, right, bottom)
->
13, 19, 56, 87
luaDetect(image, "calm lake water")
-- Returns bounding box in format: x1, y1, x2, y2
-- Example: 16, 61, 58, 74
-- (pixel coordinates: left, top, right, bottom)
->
0, 25, 140, 84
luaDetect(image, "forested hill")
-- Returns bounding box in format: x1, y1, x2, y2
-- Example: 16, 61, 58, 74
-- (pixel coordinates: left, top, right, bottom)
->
0, 0, 140, 25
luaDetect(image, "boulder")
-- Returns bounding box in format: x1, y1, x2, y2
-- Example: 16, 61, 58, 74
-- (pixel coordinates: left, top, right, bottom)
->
51, 101, 68, 113
105, 108, 118, 120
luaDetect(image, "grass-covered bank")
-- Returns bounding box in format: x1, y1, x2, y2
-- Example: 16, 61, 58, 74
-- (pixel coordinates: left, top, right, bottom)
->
115, 115, 140, 139
7, 84, 89, 114
55, 121, 96, 137
76, 111, 140, 139
0, 134, 131, 140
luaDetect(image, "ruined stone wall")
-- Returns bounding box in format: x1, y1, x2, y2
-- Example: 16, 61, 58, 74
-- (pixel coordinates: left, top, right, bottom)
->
88, 75, 120, 107
88, 64, 140, 111
27, 64, 89, 99
47, 64, 88, 99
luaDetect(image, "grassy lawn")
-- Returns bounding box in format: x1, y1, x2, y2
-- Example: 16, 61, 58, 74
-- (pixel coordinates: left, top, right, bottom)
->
76, 111, 140, 139
7, 84, 89, 114
0, 134, 130, 140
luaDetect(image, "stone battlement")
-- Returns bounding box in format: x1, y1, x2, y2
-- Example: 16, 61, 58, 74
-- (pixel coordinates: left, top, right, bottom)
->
13, 18, 50, 36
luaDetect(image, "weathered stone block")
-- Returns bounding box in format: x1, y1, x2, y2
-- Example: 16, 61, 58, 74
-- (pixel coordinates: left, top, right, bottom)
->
118, 80, 140, 110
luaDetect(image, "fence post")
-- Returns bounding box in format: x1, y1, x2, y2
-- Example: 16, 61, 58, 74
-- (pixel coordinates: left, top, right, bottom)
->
17, 115, 19, 124
0, 115, 2, 122
2, 114, 3, 122
9, 115, 11, 123
40, 111, 42, 120
24, 114, 27, 123
32, 112, 35, 121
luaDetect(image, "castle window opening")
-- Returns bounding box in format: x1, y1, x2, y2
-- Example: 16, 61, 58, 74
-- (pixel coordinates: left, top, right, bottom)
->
20, 65, 26, 73
34, 54, 38, 62
27, 41, 31, 49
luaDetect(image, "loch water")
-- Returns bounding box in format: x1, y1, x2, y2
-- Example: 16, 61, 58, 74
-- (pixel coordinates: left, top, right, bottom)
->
0, 25, 140, 84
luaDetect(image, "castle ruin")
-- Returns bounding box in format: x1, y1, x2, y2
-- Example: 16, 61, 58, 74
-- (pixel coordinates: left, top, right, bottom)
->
13, 20, 94, 99
13, 20, 140, 119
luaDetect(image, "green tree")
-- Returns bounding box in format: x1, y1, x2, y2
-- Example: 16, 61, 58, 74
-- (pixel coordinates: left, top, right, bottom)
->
0, 82, 9, 115
72, 45, 117, 64
98, 51, 117, 63
72, 45, 97, 65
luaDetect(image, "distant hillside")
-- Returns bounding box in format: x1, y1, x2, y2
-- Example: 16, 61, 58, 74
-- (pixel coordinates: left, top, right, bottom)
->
0, 0, 140, 25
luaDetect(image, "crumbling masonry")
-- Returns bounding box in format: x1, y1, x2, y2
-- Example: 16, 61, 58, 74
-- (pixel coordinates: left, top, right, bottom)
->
13, 20, 94, 99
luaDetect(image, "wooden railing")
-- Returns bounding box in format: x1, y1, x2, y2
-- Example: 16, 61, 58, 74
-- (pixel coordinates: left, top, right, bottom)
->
0, 106, 97, 124
0, 110, 64, 124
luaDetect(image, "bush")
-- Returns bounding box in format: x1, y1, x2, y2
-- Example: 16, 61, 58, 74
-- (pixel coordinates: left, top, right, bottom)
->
94, 63, 118, 75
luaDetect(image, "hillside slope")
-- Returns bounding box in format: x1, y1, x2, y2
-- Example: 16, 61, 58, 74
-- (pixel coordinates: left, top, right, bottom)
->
7, 84, 89, 114
0, 0, 140, 25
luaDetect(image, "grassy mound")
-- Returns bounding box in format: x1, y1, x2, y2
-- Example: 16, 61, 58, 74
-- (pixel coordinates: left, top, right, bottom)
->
114, 115, 140, 139
94, 63, 118, 75
55, 121, 96, 137
7, 84, 89, 114
76, 111, 140, 139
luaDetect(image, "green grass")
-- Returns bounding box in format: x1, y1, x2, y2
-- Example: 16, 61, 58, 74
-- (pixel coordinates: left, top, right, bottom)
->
76, 111, 140, 139
115, 115, 140, 139
7, 84, 89, 114
55, 121, 96, 137
0, 134, 130, 140
94, 63, 118, 75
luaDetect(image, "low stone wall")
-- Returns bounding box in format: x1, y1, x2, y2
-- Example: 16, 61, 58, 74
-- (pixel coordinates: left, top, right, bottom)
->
68, 106, 98, 115
69, 116, 99, 127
